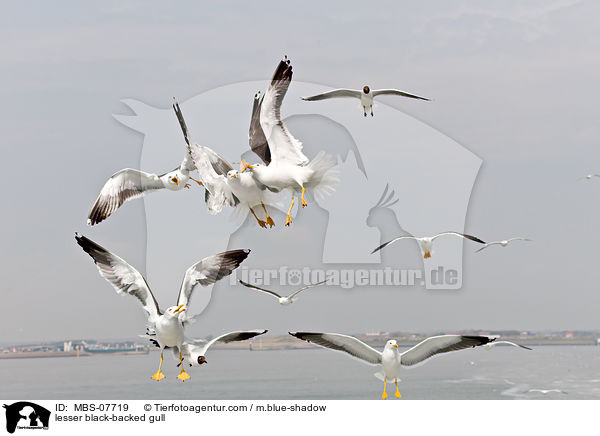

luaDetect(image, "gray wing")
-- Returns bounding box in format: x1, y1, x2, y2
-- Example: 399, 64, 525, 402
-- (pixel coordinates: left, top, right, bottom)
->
260, 56, 308, 166
249, 91, 270, 164
173, 99, 232, 175
238, 280, 282, 299
301, 89, 362, 101
181, 330, 268, 365
372, 89, 430, 101
289, 332, 382, 365
87, 168, 164, 226
400, 335, 494, 367
288, 280, 328, 299
177, 249, 251, 308
371, 236, 417, 254
75, 233, 161, 323
431, 232, 486, 244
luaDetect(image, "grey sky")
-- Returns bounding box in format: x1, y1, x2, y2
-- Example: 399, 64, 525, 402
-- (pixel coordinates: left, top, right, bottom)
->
1, 1, 600, 343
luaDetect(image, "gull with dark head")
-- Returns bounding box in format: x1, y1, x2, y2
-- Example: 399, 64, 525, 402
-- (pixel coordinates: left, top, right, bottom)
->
302, 85, 430, 117
289, 332, 494, 399
242, 56, 339, 226
238, 279, 328, 305
372, 232, 486, 259
75, 233, 253, 381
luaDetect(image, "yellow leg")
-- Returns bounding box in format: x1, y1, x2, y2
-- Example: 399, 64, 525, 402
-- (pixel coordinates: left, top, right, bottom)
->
301, 186, 307, 208
423, 251, 431, 259
190, 177, 204, 187
250, 208, 267, 228
176, 352, 191, 381
285, 198, 295, 226
151, 352, 166, 381
261, 203, 275, 228
395, 379, 401, 398
382, 379, 388, 399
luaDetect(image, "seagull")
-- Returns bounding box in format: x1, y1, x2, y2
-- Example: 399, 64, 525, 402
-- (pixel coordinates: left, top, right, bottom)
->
302, 85, 430, 117
372, 232, 486, 259
75, 233, 251, 381
289, 332, 494, 399
87, 135, 203, 226
242, 56, 338, 226
172, 99, 276, 227
475, 237, 532, 253
484, 341, 532, 350
178, 330, 268, 366
238, 279, 328, 305
528, 389, 567, 395
581, 174, 600, 180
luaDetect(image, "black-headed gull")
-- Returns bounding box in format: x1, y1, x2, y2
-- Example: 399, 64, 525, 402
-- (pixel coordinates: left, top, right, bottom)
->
302, 85, 430, 117
289, 332, 494, 398
75, 233, 250, 381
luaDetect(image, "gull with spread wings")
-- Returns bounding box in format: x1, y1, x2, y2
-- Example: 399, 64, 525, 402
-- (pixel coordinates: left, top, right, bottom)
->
75, 233, 259, 381
372, 232, 486, 259
242, 56, 339, 226
475, 237, 532, 253
238, 279, 328, 305
289, 332, 494, 398
302, 85, 430, 117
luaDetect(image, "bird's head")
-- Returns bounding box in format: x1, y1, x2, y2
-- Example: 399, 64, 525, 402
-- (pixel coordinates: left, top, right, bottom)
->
363, 85, 370, 94
386, 340, 399, 350
197, 355, 207, 365
227, 169, 239, 179
165, 304, 187, 318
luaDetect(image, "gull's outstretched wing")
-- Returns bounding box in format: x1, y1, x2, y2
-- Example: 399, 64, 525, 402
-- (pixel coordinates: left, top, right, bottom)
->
173, 99, 233, 175
431, 232, 486, 244
260, 56, 308, 166
182, 330, 268, 366
371, 236, 418, 254
400, 335, 494, 367
249, 91, 270, 164
372, 88, 430, 101
301, 89, 362, 101
87, 168, 165, 226
287, 280, 328, 299
289, 332, 382, 365
238, 280, 282, 299
177, 249, 251, 308
490, 341, 532, 350
75, 233, 161, 323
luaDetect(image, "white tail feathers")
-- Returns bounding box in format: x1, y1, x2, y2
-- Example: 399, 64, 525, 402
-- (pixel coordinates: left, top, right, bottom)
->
306, 151, 340, 204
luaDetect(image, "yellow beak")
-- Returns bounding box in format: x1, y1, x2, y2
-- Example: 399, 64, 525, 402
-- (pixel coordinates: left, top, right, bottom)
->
393, 344, 398, 348
231, 173, 237, 178
173, 178, 179, 186
173, 304, 186, 314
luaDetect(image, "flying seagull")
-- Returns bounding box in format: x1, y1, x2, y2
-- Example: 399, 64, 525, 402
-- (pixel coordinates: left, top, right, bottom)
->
372, 232, 486, 259
475, 237, 532, 253
238, 279, 328, 305
177, 330, 268, 366
528, 389, 567, 395
242, 56, 339, 226
302, 85, 430, 117
87, 136, 203, 226
289, 332, 494, 399
484, 340, 532, 350
172, 99, 277, 228
75, 233, 252, 381
581, 174, 600, 180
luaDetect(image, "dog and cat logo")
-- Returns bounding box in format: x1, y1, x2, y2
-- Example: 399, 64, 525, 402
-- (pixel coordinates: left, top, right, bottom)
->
3, 402, 50, 433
